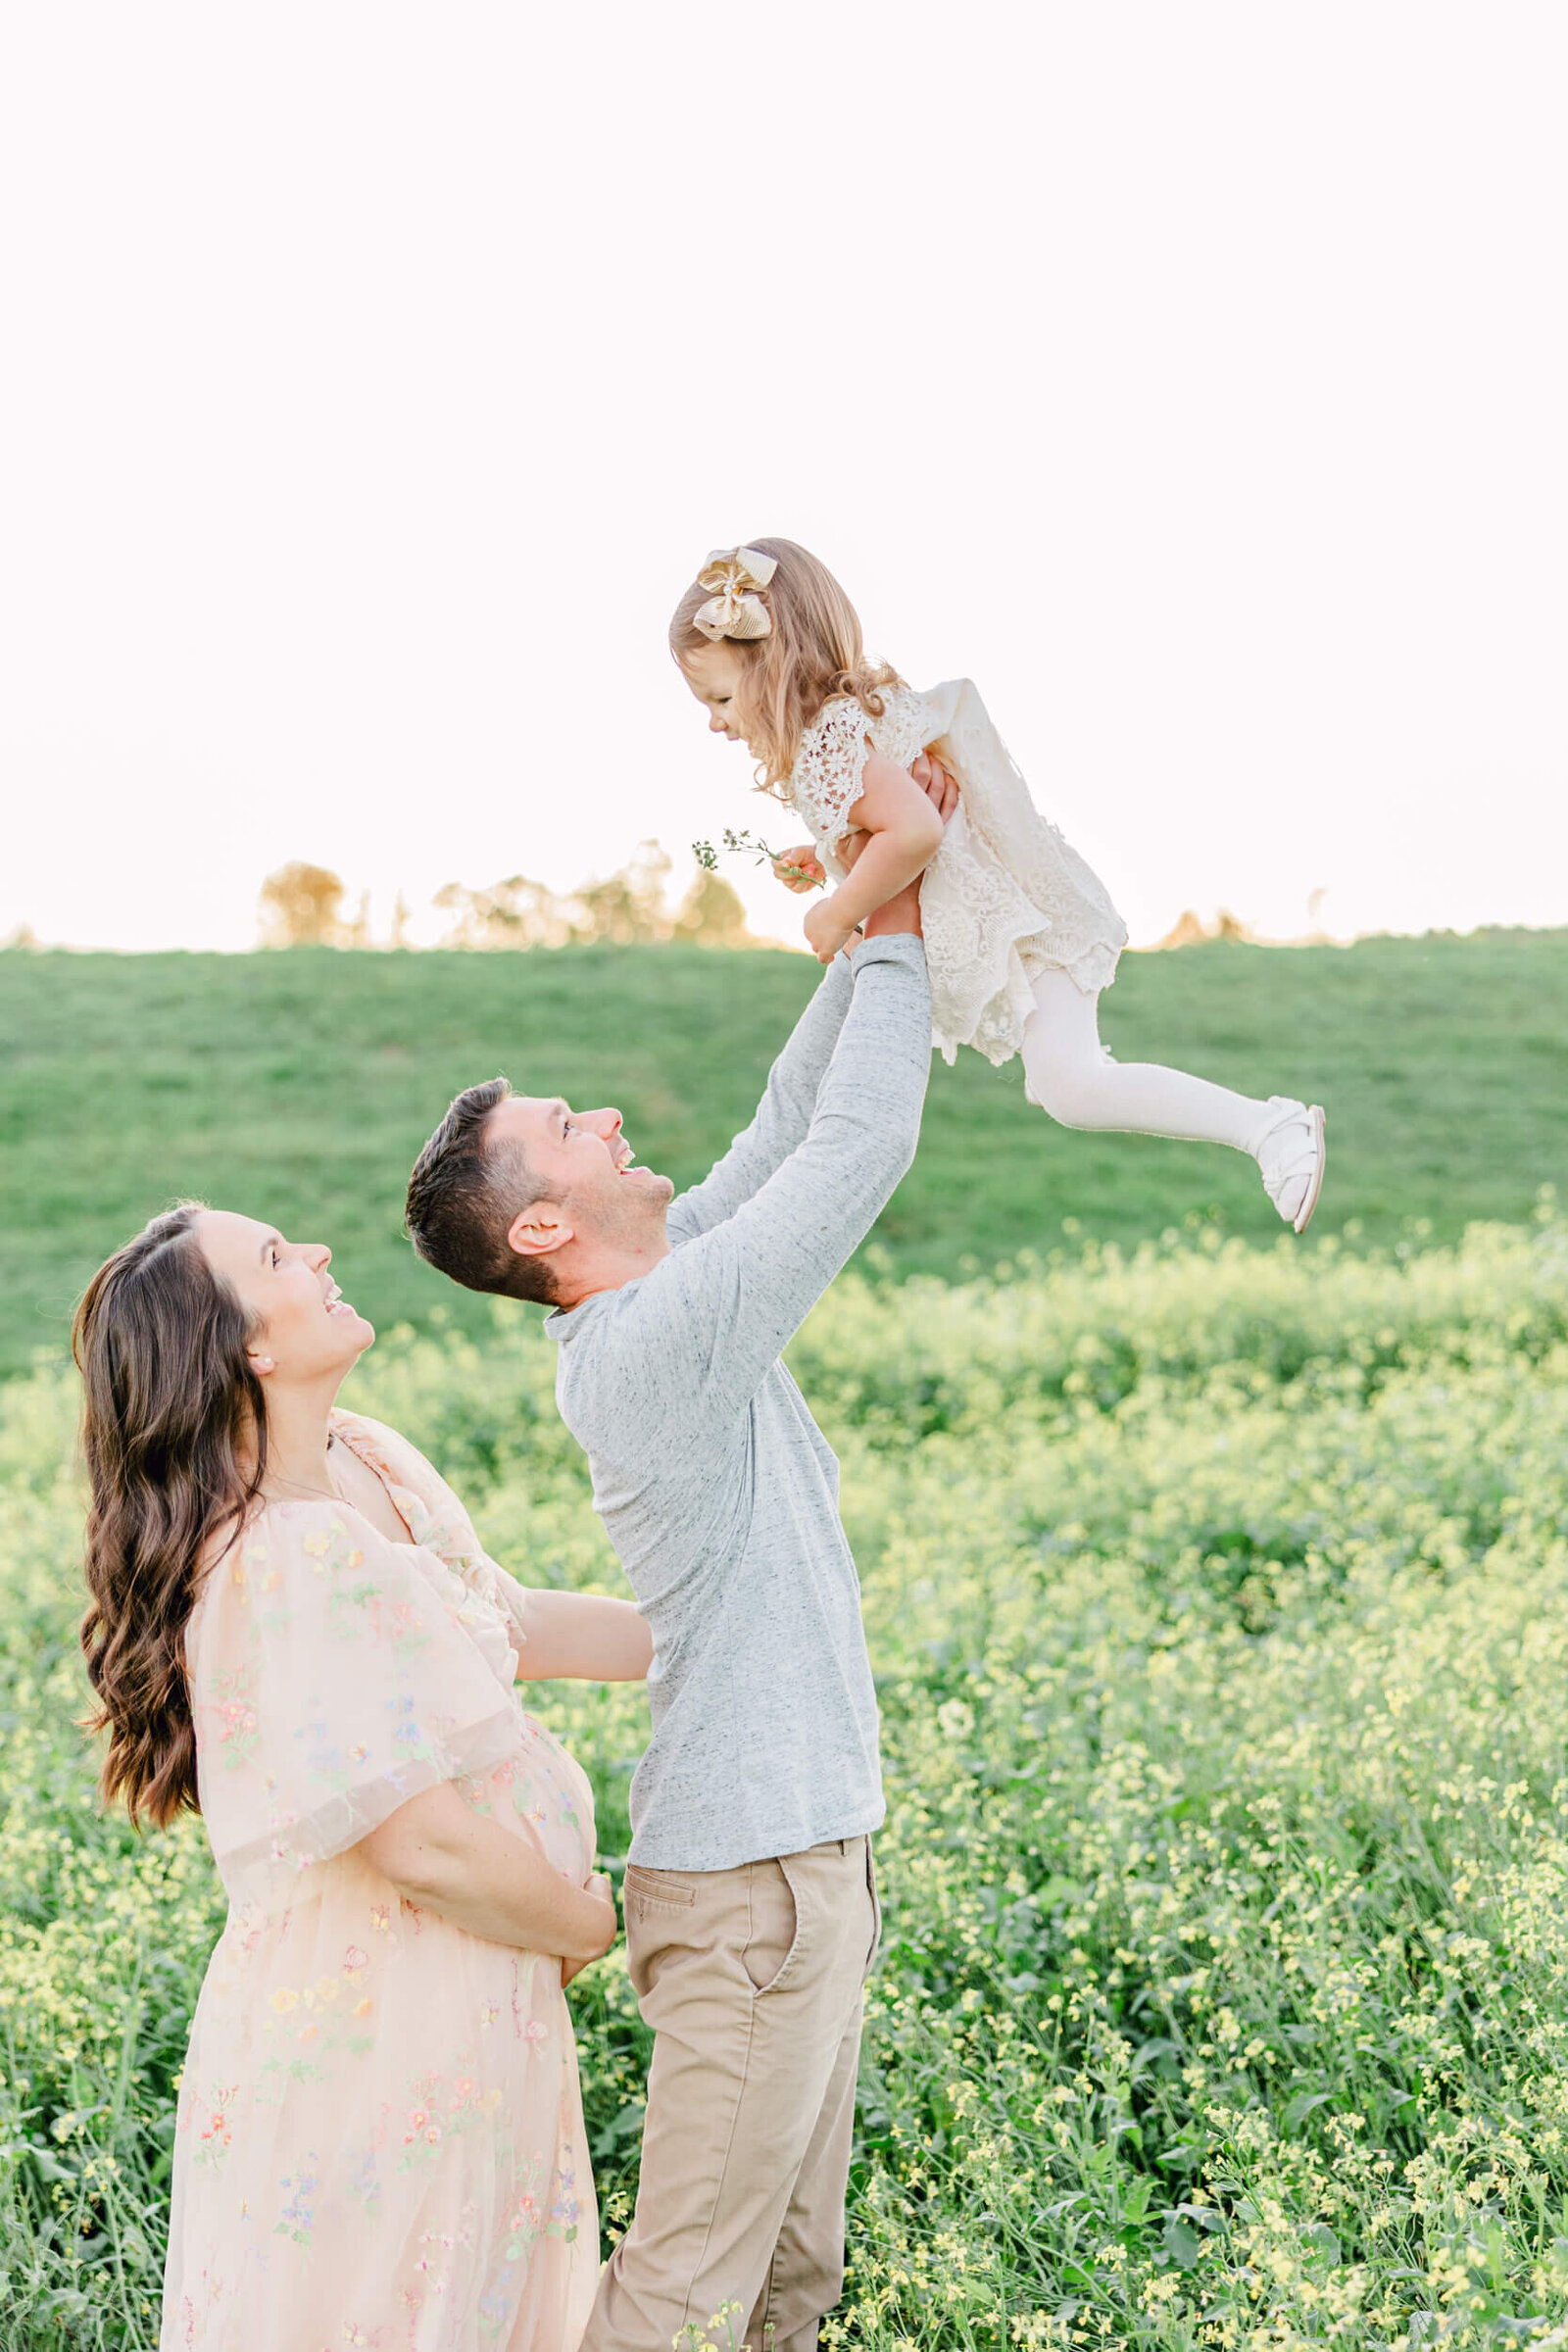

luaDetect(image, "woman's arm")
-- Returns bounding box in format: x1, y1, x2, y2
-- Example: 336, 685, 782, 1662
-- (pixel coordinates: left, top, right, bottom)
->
362, 1781, 616, 1964
514, 1589, 653, 1683
802, 750, 948, 964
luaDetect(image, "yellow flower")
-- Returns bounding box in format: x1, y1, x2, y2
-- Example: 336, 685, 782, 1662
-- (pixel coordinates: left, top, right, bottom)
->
269, 1987, 298, 2014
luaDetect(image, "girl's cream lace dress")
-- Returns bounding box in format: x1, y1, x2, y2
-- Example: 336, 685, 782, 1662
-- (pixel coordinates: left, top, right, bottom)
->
786, 680, 1128, 1066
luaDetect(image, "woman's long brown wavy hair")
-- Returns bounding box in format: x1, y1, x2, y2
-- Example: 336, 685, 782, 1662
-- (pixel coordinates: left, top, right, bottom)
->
74, 1205, 269, 1828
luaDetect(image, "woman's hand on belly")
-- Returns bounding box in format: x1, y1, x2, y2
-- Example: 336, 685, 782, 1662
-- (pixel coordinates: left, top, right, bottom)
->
562, 1872, 616, 1986
362, 1783, 618, 1964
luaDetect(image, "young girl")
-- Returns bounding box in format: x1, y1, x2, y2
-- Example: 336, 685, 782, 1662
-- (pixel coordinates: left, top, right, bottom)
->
672, 539, 1326, 1233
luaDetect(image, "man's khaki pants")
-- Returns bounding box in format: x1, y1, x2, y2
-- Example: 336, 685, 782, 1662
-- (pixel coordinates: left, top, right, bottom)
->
580, 1835, 880, 2352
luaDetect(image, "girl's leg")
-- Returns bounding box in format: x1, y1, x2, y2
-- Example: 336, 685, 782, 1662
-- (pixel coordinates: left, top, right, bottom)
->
1019, 965, 1326, 1227
1019, 965, 1273, 1150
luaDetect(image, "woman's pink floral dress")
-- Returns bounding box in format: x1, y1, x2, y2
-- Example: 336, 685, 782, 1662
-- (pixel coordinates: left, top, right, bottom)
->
162, 1411, 600, 2351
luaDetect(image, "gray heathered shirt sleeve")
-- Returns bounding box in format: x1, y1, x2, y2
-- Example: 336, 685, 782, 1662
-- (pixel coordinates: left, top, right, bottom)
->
546, 932, 931, 1870
664, 952, 855, 1249
629, 934, 930, 1416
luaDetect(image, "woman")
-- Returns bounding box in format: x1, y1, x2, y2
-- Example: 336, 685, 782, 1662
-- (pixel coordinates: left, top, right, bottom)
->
75, 1202, 650, 2351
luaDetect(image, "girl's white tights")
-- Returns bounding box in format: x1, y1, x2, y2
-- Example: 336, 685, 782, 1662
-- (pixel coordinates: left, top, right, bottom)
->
1019, 965, 1272, 1155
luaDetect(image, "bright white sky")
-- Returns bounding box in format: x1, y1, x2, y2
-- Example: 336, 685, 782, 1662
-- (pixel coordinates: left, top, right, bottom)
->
2, 4, 1564, 953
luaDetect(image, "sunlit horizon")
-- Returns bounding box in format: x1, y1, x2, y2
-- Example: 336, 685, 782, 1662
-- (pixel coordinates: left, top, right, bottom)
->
7, 870, 1562, 960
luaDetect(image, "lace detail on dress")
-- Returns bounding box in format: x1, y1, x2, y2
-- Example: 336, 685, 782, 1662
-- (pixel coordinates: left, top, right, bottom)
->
789, 698, 874, 855
859, 689, 931, 773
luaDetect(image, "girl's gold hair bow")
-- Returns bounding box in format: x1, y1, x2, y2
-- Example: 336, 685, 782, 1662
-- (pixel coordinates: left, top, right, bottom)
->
692, 546, 778, 642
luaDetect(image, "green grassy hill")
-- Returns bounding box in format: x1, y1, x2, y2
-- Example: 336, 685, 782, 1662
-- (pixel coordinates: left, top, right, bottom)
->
1, 928, 1563, 1376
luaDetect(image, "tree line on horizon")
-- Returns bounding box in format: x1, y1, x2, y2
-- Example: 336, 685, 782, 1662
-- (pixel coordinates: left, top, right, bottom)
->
257, 845, 754, 951
258, 855, 1279, 957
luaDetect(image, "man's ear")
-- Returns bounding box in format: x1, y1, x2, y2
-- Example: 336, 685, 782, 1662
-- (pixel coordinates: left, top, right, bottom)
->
506, 1200, 572, 1261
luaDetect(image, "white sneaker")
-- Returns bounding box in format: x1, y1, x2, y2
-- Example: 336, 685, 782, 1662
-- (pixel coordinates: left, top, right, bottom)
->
1254, 1098, 1327, 1234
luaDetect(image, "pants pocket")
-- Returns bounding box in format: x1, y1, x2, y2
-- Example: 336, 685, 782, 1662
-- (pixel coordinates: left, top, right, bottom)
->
624, 1869, 707, 2002
865, 1839, 883, 1977
623, 1864, 698, 1911
742, 1856, 801, 1996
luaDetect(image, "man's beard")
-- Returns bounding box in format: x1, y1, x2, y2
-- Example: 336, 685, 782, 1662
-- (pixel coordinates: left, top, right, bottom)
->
587, 1168, 674, 1250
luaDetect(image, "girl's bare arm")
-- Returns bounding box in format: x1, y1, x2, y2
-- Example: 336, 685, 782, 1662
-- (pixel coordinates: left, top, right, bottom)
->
803, 751, 950, 959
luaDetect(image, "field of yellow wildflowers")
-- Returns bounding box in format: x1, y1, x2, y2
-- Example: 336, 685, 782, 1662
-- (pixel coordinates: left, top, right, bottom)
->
4, 1210, 1568, 2348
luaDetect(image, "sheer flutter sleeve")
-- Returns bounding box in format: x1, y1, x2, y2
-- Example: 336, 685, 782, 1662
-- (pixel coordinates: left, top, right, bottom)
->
328, 1410, 534, 1661
188, 1499, 523, 1911
789, 700, 874, 870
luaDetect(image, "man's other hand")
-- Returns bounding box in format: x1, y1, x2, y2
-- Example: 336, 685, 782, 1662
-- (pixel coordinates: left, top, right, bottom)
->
910, 747, 959, 821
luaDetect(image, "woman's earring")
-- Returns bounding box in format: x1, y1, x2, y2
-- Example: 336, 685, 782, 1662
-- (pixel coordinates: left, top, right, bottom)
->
251, 1354, 274, 1374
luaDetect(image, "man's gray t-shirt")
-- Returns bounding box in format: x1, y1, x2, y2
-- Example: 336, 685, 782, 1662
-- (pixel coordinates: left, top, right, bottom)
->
544, 933, 931, 1871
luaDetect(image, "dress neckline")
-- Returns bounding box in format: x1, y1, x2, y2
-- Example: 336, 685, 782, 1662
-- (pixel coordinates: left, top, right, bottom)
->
324, 1415, 416, 1544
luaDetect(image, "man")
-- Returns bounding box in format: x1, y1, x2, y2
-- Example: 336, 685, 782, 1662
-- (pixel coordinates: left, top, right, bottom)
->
404, 769, 953, 2351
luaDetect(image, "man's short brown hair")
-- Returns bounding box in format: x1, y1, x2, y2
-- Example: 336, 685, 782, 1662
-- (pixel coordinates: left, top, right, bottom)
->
405, 1078, 558, 1306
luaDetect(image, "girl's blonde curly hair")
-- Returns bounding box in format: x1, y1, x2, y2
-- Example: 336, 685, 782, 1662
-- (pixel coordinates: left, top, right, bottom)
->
669, 537, 904, 800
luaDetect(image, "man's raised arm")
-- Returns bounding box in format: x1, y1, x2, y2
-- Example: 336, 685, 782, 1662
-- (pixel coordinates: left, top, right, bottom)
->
638, 914, 931, 1418
664, 955, 857, 1246
667, 754, 956, 1247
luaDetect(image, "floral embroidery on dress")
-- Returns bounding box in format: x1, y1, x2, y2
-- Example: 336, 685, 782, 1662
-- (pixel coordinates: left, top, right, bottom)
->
273, 2165, 318, 2246
189, 2084, 236, 2171
207, 1673, 260, 1771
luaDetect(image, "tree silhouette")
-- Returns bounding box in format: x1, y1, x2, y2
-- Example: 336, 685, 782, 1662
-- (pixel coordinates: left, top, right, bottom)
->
432, 875, 580, 949
673, 869, 750, 947
572, 841, 673, 945
432, 841, 758, 951
259, 862, 347, 948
